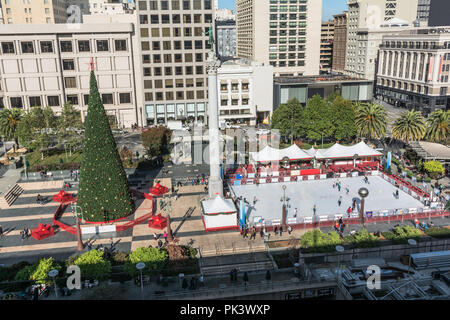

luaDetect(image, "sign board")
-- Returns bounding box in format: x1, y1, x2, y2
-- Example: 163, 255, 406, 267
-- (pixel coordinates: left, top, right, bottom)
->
320, 174, 327, 179
260, 172, 267, 178
303, 217, 312, 223
246, 180, 254, 184
284, 177, 291, 182
81, 226, 97, 235
234, 180, 241, 186
259, 179, 266, 184
352, 172, 359, 177
273, 171, 279, 177
271, 219, 281, 226
248, 173, 255, 178
308, 175, 315, 180
340, 173, 347, 178
291, 170, 300, 176
272, 178, 278, 183
287, 218, 297, 224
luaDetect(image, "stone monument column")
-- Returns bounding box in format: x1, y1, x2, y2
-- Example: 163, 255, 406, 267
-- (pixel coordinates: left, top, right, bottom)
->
206, 51, 223, 198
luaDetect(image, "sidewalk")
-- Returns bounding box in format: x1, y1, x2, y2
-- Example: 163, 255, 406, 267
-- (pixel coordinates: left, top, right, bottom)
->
0, 168, 22, 196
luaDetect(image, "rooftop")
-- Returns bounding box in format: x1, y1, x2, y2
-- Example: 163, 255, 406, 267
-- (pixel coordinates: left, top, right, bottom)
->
274, 75, 372, 85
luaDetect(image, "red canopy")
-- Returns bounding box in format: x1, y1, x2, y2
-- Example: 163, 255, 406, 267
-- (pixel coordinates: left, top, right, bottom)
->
52, 190, 74, 203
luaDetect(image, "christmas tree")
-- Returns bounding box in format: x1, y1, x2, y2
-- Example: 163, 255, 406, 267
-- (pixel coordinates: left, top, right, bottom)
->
77, 67, 135, 222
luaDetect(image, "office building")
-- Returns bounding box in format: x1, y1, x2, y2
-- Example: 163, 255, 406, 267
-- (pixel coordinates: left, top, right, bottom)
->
345, 0, 419, 79
215, 8, 234, 21
428, 0, 450, 27
216, 19, 236, 60
320, 20, 334, 73
376, 27, 450, 114
218, 59, 273, 126
0, 23, 142, 128
332, 12, 348, 74
0, 0, 68, 24
136, 0, 214, 126
236, 0, 322, 77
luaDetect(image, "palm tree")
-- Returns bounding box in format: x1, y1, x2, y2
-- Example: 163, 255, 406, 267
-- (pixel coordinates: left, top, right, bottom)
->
392, 110, 426, 143
0, 108, 23, 152
355, 103, 388, 139
425, 110, 449, 143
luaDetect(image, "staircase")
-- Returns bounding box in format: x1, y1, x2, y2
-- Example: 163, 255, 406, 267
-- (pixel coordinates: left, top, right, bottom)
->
0, 184, 24, 208
200, 260, 274, 277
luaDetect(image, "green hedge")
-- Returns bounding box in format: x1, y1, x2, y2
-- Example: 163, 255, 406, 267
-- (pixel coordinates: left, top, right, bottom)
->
425, 227, 450, 239
382, 225, 423, 244
300, 230, 342, 253
343, 229, 381, 248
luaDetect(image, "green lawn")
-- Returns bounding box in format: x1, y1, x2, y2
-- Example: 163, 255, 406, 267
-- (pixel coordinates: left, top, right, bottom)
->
26, 150, 82, 172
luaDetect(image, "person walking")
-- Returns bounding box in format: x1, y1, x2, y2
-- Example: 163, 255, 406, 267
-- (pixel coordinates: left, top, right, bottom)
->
294, 208, 298, 218
250, 227, 257, 240
260, 228, 264, 238
313, 204, 317, 215
163, 231, 168, 242
274, 226, 278, 236
338, 196, 342, 207
243, 227, 248, 239
153, 233, 158, 241
109, 238, 114, 249
337, 183, 341, 192
87, 240, 92, 251
288, 225, 292, 235
253, 196, 257, 206
346, 187, 350, 195
395, 189, 399, 199
279, 226, 283, 237
0, 224, 3, 237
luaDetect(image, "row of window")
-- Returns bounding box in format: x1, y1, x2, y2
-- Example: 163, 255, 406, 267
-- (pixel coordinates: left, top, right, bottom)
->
145, 90, 205, 101
143, 65, 204, 76
143, 52, 206, 64
143, 78, 205, 89
270, 13, 307, 20
270, 29, 306, 36
142, 40, 210, 51
138, 0, 212, 11
270, 60, 305, 67
139, 13, 212, 24
270, 22, 307, 28
269, 0, 308, 4
269, 53, 305, 59
220, 83, 250, 92
0, 39, 128, 55
220, 99, 249, 106
141, 26, 209, 37
6, 93, 132, 109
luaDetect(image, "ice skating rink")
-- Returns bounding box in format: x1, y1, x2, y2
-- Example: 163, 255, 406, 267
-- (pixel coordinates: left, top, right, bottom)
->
231, 175, 425, 221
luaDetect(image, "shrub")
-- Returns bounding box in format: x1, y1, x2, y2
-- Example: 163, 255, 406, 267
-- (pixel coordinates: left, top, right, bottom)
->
382, 225, 422, 244
423, 161, 445, 179
343, 229, 380, 248
111, 251, 129, 266
26, 258, 61, 285
300, 229, 342, 253
124, 247, 168, 276
425, 227, 450, 239
14, 266, 35, 282
74, 250, 112, 280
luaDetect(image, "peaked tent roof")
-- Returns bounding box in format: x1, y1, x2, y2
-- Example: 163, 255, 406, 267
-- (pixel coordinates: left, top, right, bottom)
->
202, 195, 237, 214
315, 142, 383, 159
284, 144, 313, 160
250, 144, 312, 162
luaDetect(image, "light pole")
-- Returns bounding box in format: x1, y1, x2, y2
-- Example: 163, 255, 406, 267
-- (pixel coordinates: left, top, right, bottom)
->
136, 262, 146, 300
71, 203, 84, 251
358, 188, 369, 226
48, 269, 59, 298
23, 153, 28, 179
407, 238, 417, 277
336, 245, 344, 283
280, 185, 287, 226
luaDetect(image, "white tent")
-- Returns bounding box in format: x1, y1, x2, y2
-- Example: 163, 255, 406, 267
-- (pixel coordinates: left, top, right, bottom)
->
315, 142, 382, 159
201, 195, 238, 232
250, 144, 312, 162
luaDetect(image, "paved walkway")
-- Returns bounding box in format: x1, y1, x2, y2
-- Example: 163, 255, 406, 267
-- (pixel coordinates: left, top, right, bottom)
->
0, 169, 22, 196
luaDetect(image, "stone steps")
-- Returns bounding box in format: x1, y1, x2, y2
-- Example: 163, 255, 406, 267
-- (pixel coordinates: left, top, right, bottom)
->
0, 184, 24, 208
201, 260, 274, 277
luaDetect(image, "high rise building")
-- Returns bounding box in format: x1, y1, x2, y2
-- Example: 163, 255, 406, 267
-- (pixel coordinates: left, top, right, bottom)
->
416, 0, 431, 25
320, 20, 334, 73
136, 0, 214, 126
0, 0, 68, 24
236, 0, 322, 77
345, 0, 419, 79
376, 27, 450, 114
332, 12, 348, 74
428, 0, 450, 27
216, 19, 236, 60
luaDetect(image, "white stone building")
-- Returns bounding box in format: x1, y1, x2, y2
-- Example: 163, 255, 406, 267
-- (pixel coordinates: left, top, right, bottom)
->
217, 59, 273, 126
0, 23, 143, 128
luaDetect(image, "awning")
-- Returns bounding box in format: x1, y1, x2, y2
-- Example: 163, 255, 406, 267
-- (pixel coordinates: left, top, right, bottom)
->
314, 142, 383, 159
201, 195, 237, 215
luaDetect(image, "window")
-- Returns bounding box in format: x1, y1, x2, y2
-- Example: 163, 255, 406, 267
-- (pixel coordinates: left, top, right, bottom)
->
47, 96, 60, 107
78, 40, 90, 52
10, 97, 23, 108
140, 14, 148, 24
154, 67, 162, 76
63, 59, 75, 71
150, 15, 159, 24
143, 54, 151, 63
29, 96, 41, 107
184, 41, 192, 50
115, 40, 127, 51
40, 41, 53, 53
143, 67, 151, 76
162, 15, 170, 24
96, 40, 109, 52
84, 94, 89, 105
119, 93, 131, 104
64, 77, 77, 88
173, 14, 181, 23
60, 41, 72, 52
21, 41, 34, 53
172, 0, 180, 10
66, 95, 79, 105
1, 42, 15, 54
102, 94, 114, 105
153, 54, 161, 63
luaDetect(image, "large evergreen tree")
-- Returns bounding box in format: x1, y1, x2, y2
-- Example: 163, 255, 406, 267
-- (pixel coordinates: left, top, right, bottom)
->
77, 70, 134, 222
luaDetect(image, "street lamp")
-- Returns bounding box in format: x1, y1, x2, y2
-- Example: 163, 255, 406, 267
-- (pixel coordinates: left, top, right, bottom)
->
136, 262, 146, 300
358, 187, 369, 225
335, 245, 345, 283
280, 185, 287, 226
71, 203, 85, 251
48, 269, 59, 298
407, 238, 417, 277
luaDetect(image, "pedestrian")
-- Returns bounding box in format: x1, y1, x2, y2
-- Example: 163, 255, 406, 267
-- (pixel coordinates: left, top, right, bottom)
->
279, 226, 283, 237
274, 226, 278, 236
243, 272, 249, 285
163, 231, 168, 242
158, 239, 163, 248
153, 233, 158, 241
250, 227, 257, 240
339, 217, 343, 226
395, 189, 399, 199
230, 270, 234, 282
347, 207, 352, 216
346, 187, 350, 195
294, 208, 298, 218
337, 183, 341, 192
338, 197, 342, 207
260, 228, 264, 238
265, 270, 271, 281
313, 204, 317, 215
288, 225, 292, 235
87, 241, 92, 251
109, 238, 114, 248
243, 227, 248, 239
253, 196, 257, 205
0, 224, 3, 237
333, 182, 336, 189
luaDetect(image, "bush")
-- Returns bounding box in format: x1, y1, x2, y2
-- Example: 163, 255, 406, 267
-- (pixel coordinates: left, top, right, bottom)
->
425, 227, 450, 239
124, 247, 168, 276
111, 251, 129, 266
343, 229, 380, 248
14, 266, 35, 282
74, 250, 112, 280
423, 161, 445, 179
300, 230, 342, 253
382, 225, 423, 244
